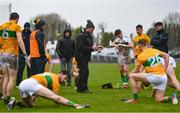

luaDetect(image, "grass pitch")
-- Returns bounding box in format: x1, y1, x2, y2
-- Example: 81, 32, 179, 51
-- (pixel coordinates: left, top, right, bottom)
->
0, 63, 180, 112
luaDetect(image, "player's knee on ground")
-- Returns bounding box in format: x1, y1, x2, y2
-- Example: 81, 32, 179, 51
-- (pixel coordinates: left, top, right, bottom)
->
23, 97, 34, 107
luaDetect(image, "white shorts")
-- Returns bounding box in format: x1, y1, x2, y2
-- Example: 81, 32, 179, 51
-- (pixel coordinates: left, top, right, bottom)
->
19, 79, 43, 98
118, 55, 131, 65
145, 73, 167, 91
161, 57, 176, 68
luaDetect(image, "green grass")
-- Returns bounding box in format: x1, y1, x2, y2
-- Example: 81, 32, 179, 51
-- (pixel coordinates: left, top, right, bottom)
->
0, 63, 180, 112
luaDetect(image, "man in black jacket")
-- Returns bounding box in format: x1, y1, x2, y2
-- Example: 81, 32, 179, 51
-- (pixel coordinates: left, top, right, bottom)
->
56, 29, 75, 86
150, 22, 168, 53
75, 20, 101, 93
16, 22, 31, 86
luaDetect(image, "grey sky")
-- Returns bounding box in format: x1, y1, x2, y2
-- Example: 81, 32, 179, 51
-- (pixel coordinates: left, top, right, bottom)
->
0, 0, 180, 36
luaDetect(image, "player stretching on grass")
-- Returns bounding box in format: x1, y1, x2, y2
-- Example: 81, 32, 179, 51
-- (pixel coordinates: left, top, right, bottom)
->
7, 72, 90, 110
111, 29, 132, 88
124, 39, 178, 104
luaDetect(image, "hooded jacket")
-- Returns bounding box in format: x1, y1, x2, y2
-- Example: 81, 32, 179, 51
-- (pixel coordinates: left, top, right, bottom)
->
19, 28, 31, 55
56, 29, 75, 59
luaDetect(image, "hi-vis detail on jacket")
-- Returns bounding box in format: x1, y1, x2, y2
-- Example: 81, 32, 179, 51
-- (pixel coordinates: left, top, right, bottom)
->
30, 30, 42, 58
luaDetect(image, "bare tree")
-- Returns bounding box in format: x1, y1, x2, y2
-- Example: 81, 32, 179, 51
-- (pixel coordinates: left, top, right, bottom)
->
32, 13, 71, 41
163, 12, 180, 24
98, 22, 107, 35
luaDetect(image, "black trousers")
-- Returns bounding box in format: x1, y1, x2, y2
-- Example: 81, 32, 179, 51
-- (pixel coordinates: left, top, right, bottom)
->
30, 57, 46, 76
16, 54, 31, 86
77, 59, 89, 91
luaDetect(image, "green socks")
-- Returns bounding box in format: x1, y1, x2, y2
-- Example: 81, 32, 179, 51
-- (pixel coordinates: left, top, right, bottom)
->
133, 93, 138, 99
167, 96, 172, 102
120, 73, 128, 84
67, 101, 76, 107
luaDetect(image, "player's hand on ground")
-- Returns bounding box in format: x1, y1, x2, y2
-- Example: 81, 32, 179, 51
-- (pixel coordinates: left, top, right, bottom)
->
75, 104, 90, 109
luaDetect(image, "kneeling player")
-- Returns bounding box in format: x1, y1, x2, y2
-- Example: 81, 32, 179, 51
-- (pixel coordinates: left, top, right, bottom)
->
8, 72, 89, 110
124, 39, 178, 104
150, 57, 180, 97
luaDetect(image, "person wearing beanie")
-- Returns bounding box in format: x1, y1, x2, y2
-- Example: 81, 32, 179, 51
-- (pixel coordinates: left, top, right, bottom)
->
75, 20, 101, 93
56, 29, 75, 86
29, 19, 47, 76
16, 22, 32, 86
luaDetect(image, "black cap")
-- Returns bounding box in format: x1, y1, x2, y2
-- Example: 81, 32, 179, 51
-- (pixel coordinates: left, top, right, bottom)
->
155, 22, 163, 27
24, 22, 30, 29
34, 19, 45, 29
86, 20, 95, 28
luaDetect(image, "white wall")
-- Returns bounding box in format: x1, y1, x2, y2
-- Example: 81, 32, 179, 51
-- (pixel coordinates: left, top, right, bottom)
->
46, 40, 58, 55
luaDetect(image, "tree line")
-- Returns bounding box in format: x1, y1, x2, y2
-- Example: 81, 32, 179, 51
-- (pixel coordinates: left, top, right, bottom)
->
32, 12, 180, 56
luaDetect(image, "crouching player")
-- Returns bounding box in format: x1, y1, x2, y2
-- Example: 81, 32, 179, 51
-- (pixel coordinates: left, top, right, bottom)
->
8, 72, 90, 110
124, 39, 178, 104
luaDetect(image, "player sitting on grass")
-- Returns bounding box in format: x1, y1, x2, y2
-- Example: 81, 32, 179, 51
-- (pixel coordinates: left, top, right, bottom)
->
124, 39, 178, 104
7, 71, 90, 110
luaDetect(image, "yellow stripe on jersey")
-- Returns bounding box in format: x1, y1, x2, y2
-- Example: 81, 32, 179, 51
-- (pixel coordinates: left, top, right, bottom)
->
31, 72, 60, 93
136, 48, 165, 75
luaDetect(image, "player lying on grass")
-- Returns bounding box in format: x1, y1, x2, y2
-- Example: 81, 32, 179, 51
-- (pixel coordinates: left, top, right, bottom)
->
124, 39, 178, 104
7, 71, 90, 110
